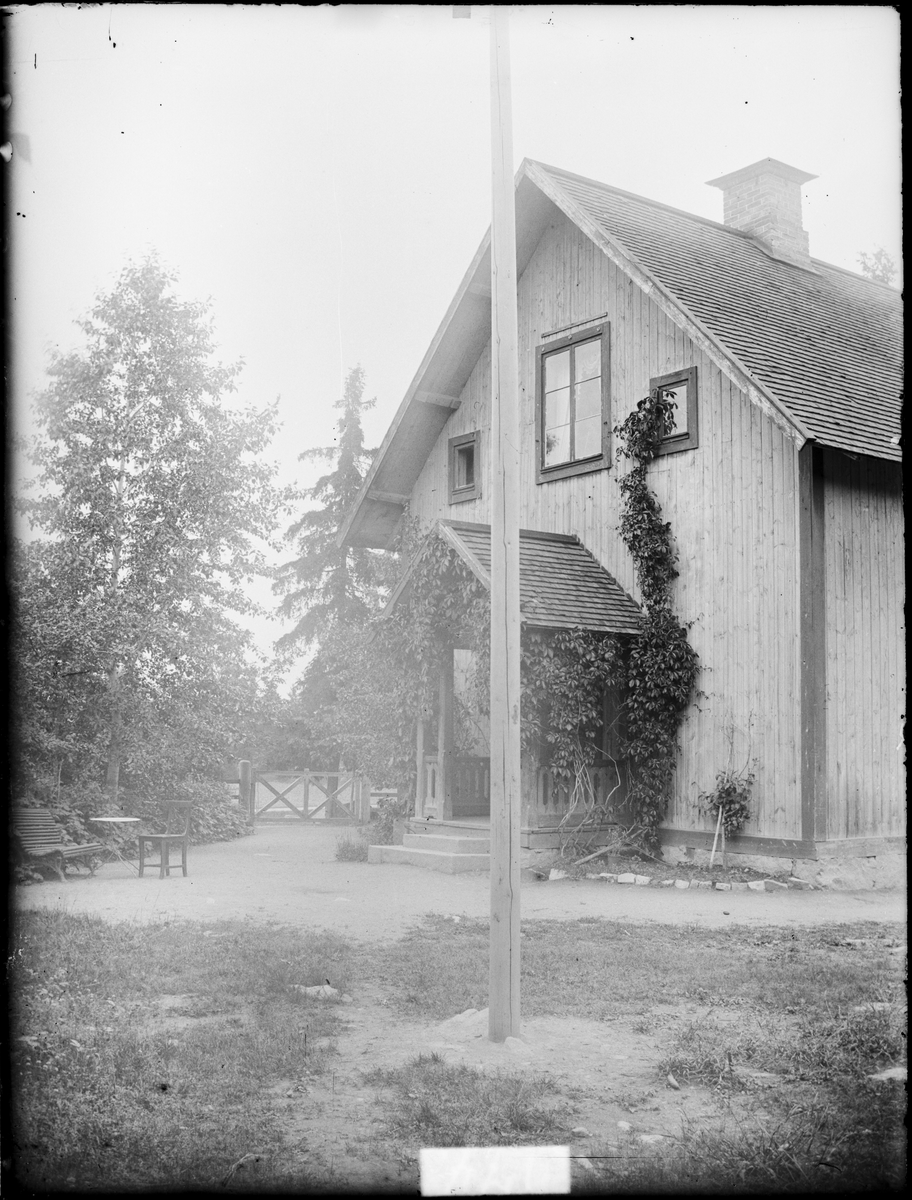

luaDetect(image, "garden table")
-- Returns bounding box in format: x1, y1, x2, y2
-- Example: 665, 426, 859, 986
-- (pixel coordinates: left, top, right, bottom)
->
89, 816, 140, 873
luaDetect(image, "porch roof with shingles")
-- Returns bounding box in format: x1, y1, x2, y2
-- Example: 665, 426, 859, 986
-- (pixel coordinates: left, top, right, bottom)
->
385, 521, 642, 635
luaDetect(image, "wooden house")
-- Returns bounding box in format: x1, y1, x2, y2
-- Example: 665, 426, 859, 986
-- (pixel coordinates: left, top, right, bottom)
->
339, 158, 904, 867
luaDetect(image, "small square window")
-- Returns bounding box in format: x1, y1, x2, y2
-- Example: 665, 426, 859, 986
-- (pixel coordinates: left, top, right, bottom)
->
651, 366, 699, 455
448, 431, 480, 504
455, 443, 474, 489
536, 323, 611, 483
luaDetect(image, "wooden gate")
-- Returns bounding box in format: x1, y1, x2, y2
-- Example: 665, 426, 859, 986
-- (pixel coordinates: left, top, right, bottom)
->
238, 765, 371, 824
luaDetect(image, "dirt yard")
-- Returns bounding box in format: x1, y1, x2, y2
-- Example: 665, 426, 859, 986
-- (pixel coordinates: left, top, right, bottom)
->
260, 989, 778, 1192
13, 822, 906, 1192
15, 820, 905, 937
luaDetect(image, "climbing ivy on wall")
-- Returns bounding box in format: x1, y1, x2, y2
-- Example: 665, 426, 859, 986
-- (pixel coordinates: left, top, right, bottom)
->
613, 388, 700, 847
356, 520, 491, 789
369, 518, 628, 801
520, 627, 626, 783
346, 402, 698, 842
382, 522, 491, 708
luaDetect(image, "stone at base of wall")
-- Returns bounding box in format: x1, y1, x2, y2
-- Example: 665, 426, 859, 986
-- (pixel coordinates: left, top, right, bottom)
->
661, 845, 905, 890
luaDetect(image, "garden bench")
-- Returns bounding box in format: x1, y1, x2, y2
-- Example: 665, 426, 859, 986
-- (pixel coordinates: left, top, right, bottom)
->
12, 808, 105, 882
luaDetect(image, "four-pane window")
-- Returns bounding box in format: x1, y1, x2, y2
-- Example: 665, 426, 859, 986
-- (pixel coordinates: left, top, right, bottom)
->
537, 324, 610, 482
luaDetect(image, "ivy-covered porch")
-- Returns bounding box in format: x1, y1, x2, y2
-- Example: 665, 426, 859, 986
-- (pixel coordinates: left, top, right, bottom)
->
384, 519, 643, 844
414, 756, 634, 848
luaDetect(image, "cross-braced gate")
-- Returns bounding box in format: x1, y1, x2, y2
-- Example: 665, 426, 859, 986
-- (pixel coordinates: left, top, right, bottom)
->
238, 765, 371, 824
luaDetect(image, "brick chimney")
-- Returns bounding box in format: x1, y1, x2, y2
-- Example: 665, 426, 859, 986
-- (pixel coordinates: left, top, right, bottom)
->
706, 157, 817, 268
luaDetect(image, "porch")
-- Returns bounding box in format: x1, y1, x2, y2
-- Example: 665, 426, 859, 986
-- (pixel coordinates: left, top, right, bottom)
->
415, 753, 631, 849
389, 520, 643, 845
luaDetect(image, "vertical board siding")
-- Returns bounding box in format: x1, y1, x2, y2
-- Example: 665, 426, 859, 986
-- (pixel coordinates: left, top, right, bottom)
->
408, 216, 803, 841
823, 453, 905, 839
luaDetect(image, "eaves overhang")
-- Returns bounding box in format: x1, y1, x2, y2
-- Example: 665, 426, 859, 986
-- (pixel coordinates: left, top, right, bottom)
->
337, 171, 557, 550
339, 157, 832, 552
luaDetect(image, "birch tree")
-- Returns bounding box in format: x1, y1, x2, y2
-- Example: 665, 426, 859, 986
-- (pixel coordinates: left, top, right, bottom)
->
17, 257, 282, 801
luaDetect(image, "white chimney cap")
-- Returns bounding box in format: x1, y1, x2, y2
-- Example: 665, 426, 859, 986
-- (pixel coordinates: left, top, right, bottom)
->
706, 158, 817, 190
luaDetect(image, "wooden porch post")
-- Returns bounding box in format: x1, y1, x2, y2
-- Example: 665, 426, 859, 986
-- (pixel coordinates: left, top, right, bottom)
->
439, 649, 455, 820
416, 718, 426, 819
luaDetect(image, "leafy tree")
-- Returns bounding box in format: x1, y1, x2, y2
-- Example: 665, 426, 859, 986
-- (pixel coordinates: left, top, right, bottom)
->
11, 539, 112, 803
857, 248, 898, 285
276, 365, 391, 648
15, 257, 282, 804
294, 621, 419, 781
234, 678, 325, 772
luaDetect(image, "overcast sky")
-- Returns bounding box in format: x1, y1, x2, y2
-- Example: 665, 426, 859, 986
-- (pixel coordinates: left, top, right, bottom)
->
5, 4, 901, 652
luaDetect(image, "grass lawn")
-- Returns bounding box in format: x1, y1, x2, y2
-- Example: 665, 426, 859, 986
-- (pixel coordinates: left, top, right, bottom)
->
374, 914, 905, 1020
8, 910, 906, 1192
8, 913, 358, 1191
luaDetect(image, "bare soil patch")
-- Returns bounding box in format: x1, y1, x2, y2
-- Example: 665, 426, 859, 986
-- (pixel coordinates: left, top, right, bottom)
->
258, 990, 804, 1193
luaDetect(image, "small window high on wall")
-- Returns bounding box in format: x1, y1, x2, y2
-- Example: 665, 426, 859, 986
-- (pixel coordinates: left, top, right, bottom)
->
651, 365, 698, 455
536, 323, 610, 483
448, 431, 480, 504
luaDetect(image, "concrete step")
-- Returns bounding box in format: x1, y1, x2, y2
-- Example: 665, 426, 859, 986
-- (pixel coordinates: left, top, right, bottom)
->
403, 833, 491, 854
407, 820, 490, 839
368, 844, 490, 873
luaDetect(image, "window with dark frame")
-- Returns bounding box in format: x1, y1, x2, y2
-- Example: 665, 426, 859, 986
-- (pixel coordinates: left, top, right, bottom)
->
651, 365, 699, 455
448, 431, 480, 504
536, 323, 610, 483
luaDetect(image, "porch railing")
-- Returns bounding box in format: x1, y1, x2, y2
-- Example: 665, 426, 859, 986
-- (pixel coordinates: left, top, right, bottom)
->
417, 755, 625, 829
530, 762, 626, 829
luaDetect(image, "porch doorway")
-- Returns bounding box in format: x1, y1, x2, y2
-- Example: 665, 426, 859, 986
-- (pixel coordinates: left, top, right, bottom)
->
416, 647, 490, 820
419, 756, 491, 819
452, 648, 490, 817
414, 641, 633, 834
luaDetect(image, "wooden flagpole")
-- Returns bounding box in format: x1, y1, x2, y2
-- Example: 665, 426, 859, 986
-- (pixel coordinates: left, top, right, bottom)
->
487, 3, 521, 1042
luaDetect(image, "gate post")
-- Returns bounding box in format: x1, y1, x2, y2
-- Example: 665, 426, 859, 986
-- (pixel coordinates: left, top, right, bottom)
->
357, 776, 372, 825
239, 760, 254, 824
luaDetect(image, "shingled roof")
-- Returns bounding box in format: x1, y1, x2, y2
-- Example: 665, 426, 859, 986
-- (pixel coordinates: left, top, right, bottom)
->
384, 521, 642, 634
340, 159, 901, 549
535, 162, 902, 463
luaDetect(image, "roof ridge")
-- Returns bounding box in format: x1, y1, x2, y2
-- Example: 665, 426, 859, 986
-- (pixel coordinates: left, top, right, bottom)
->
527, 159, 902, 293
814, 257, 904, 294
526, 159, 744, 239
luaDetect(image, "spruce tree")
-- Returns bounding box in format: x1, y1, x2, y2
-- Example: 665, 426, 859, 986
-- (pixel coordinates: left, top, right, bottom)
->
276, 365, 390, 647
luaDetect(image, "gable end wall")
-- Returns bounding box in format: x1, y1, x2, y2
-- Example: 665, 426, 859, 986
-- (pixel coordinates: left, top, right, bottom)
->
407, 215, 806, 843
